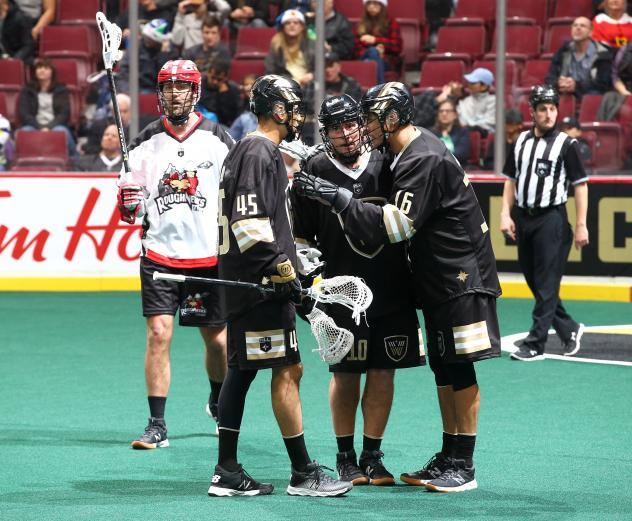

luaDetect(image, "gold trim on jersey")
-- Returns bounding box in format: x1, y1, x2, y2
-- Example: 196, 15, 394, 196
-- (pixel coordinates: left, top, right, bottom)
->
481, 222, 489, 234
452, 320, 491, 355
232, 218, 274, 253
383, 204, 415, 243
245, 329, 286, 360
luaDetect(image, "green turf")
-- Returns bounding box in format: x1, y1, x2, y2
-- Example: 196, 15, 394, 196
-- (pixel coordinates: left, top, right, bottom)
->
1, 293, 631, 520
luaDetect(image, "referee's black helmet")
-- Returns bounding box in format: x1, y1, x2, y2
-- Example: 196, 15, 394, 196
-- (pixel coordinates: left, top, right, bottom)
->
529, 85, 560, 109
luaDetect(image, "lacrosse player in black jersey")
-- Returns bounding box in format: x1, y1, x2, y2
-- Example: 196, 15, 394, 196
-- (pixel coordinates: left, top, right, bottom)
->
294, 82, 501, 493
207, 74, 352, 498
291, 94, 424, 487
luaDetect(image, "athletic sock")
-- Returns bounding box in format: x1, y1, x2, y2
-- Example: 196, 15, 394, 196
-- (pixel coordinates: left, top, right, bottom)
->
336, 434, 354, 453
455, 433, 476, 467
217, 428, 240, 472
148, 396, 166, 420
209, 379, 222, 406
441, 432, 458, 458
362, 434, 382, 453
283, 433, 311, 472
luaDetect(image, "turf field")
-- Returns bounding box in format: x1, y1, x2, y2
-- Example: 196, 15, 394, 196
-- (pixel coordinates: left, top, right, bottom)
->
1, 293, 631, 521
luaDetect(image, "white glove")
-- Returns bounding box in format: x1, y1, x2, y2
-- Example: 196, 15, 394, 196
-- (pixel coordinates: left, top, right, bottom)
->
296, 247, 324, 276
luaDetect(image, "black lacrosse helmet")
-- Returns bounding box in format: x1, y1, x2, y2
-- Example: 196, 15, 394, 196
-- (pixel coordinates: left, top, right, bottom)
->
249, 74, 306, 141
318, 94, 365, 165
360, 82, 414, 150
528, 84, 560, 109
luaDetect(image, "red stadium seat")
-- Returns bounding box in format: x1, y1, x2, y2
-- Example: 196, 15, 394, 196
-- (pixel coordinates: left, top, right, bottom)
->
428, 25, 486, 65
13, 130, 69, 170
416, 60, 466, 92
398, 19, 422, 67
579, 94, 604, 122
581, 122, 623, 172
388, 0, 426, 25
553, 0, 593, 19
449, 0, 495, 27
139, 93, 160, 117
472, 59, 519, 92
0, 92, 7, 121
339, 60, 378, 91
39, 26, 96, 84
486, 25, 542, 62
542, 24, 572, 58
50, 59, 82, 129
519, 59, 552, 90
228, 60, 266, 85
57, 0, 102, 25
233, 27, 277, 60
467, 130, 482, 167
334, 0, 363, 21
507, 0, 547, 27
0, 59, 25, 127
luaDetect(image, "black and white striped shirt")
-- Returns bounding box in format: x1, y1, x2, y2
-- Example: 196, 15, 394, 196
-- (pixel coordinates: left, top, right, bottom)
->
502, 128, 588, 209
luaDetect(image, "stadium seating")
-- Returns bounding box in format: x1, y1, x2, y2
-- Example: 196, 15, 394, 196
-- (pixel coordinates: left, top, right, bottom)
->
334, 0, 363, 21
0, 92, 7, 123
552, 0, 593, 19
39, 26, 96, 84
542, 24, 571, 58
49, 59, 82, 129
56, 0, 102, 26
472, 59, 519, 92
486, 25, 542, 62
233, 27, 277, 60
0, 59, 26, 127
416, 60, 466, 92
581, 122, 623, 171
519, 59, 552, 92
13, 130, 69, 170
139, 93, 160, 118
447, 0, 495, 27
228, 59, 265, 85
340, 60, 378, 91
507, 0, 548, 27
389, 0, 426, 67
517, 93, 576, 121
467, 130, 482, 168
579, 94, 604, 122
428, 25, 486, 65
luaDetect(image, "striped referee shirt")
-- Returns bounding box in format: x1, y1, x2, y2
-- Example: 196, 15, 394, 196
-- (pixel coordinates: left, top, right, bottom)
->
502, 128, 588, 209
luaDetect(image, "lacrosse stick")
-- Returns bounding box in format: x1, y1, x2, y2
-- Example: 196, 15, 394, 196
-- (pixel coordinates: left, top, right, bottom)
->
96, 12, 130, 174
279, 140, 325, 167
306, 307, 354, 365
153, 272, 372, 323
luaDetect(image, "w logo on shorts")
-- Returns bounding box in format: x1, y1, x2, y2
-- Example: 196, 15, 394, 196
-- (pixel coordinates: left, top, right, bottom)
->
384, 335, 408, 362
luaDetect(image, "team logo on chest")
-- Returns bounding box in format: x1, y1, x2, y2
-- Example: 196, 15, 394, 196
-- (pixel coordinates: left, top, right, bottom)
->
155, 161, 210, 214
535, 158, 552, 178
384, 335, 409, 362
352, 182, 364, 195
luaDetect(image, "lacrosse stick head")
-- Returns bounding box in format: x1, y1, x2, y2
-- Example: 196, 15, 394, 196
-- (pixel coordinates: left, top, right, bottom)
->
96, 12, 123, 70
307, 308, 354, 364
309, 276, 373, 325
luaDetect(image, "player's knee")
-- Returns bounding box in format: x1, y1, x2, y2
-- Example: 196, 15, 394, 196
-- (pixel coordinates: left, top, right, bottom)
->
146, 319, 172, 349
429, 356, 451, 387
445, 362, 477, 392
200, 326, 226, 352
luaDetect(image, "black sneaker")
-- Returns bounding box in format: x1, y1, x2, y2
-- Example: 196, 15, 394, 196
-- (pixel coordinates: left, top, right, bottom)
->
336, 449, 369, 485
425, 458, 477, 493
287, 461, 353, 497
205, 401, 219, 435
563, 323, 585, 356
207, 464, 274, 497
359, 450, 395, 486
131, 417, 169, 449
400, 452, 452, 486
510, 345, 545, 361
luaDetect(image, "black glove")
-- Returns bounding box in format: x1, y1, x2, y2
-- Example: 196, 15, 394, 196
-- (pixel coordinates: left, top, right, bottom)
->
293, 171, 353, 214
273, 278, 303, 304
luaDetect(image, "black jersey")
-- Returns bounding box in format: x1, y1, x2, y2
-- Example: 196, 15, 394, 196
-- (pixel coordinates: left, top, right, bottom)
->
218, 134, 297, 325
291, 150, 415, 318
339, 127, 501, 310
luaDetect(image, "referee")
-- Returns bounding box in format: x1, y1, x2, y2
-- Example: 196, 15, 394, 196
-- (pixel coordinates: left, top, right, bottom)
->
500, 85, 589, 361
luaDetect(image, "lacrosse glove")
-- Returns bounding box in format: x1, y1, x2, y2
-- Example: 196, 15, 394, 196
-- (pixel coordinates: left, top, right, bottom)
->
293, 171, 352, 214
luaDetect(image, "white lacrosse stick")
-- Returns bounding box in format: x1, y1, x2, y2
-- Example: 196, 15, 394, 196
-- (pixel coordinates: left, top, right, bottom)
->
306, 276, 373, 325
306, 307, 354, 364
279, 140, 325, 165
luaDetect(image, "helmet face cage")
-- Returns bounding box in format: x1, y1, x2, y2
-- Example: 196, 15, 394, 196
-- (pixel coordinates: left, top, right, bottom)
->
319, 95, 366, 165
157, 60, 201, 126
250, 75, 305, 141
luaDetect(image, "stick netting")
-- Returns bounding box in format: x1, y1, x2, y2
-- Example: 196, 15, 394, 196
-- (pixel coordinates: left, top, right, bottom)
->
308, 276, 373, 325
306, 308, 354, 364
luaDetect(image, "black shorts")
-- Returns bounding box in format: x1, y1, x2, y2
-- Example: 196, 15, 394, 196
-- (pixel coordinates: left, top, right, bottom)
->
328, 307, 426, 373
227, 301, 301, 370
423, 293, 500, 364
140, 256, 226, 327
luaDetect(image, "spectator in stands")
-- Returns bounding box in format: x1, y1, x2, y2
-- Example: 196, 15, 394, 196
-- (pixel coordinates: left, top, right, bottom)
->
116, 19, 178, 94
560, 116, 593, 171
413, 80, 465, 129
82, 93, 132, 155
18, 58, 76, 156
75, 124, 123, 172
0, 113, 13, 171
227, 0, 269, 32
117, 0, 176, 40
265, 9, 315, 86
546, 17, 613, 98
228, 73, 257, 140
14, 0, 54, 40
198, 57, 241, 126
0, 0, 34, 63
302, 52, 362, 115
171, 0, 209, 51
483, 108, 523, 170
594, 0, 632, 15
430, 99, 470, 165
305, 0, 354, 60
182, 14, 231, 71
592, 0, 632, 49
353, 0, 402, 83
457, 67, 496, 135
597, 40, 632, 118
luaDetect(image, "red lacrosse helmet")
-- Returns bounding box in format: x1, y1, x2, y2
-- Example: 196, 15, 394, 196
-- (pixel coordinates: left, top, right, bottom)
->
157, 59, 201, 125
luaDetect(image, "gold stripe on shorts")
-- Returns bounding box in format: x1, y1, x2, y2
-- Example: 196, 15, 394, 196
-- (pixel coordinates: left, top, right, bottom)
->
452, 320, 491, 355
245, 329, 286, 360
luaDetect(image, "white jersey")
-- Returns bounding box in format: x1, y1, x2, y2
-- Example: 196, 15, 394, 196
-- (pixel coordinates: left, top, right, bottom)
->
118, 114, 234, 268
